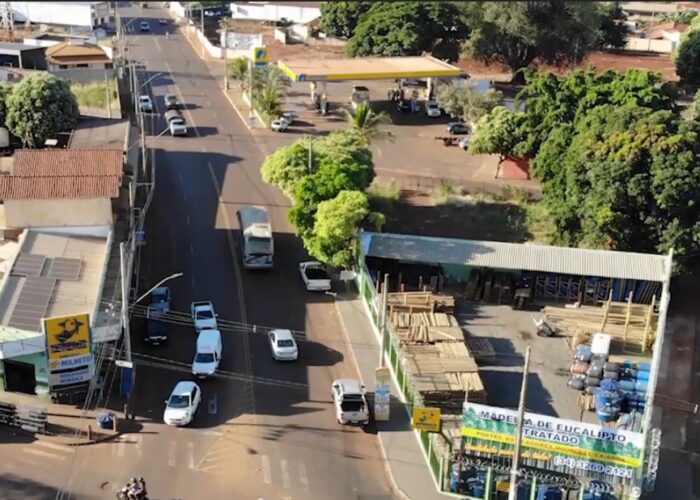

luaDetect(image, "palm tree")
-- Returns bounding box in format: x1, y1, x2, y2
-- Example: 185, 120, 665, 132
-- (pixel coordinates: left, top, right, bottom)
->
227, 57, 250, 91
340, 101, 393, 146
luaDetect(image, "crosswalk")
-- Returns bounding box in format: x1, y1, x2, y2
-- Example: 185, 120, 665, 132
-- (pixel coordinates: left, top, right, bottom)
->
14, 439, 75, 470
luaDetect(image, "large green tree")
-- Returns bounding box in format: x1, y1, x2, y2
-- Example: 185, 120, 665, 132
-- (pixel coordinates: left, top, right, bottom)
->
345, 2, 470, 61
675, 29, 700, 85
7, 72, 79, 147
464, 2, 602, 78
598, 2, 630, 50
319, 1, 373, 39
304, 190, 376, 268
469, 106, 527, 161
0, 82, 12, 125
436, 83, 503, 125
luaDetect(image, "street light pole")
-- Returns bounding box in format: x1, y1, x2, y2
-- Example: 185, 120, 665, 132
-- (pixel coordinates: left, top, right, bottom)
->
507, 346, 532, 500
131, 272, 184, 310
120, 242, 134, 400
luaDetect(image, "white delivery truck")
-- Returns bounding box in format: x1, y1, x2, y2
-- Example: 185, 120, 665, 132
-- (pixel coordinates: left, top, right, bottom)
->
237, 206, 274, 269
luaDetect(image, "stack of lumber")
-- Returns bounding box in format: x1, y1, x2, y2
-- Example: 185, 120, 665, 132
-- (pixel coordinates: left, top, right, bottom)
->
466, 337, 497, 363
402, 343, 486, 413
391, 311, 463, 344
387, 291, 455, 314
543, 296, 658, 353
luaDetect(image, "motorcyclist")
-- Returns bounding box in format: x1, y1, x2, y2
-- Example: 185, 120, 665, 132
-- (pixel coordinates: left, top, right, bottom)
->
127, 477, 143, 500
138, 477, 147, 496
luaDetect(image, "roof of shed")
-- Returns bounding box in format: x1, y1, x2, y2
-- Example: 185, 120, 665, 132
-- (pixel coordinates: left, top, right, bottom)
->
0, 175, 120, 199
361, 232, 670, 283
12, 149, 123, 176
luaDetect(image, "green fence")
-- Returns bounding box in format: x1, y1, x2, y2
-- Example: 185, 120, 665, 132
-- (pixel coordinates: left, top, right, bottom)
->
355, 257, 453, 492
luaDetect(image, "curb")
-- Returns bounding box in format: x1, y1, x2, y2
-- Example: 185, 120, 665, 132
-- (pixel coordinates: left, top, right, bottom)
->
39, 430, 123, 447
334, 295, 412, 500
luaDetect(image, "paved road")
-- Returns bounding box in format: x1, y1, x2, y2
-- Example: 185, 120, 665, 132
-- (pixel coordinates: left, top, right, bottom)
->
56, 5, 392, 500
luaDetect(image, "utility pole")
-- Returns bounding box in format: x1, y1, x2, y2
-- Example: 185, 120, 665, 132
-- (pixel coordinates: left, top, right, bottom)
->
119, 242, 134, 400
379, 273, 389, 367
508, 346, 532, 500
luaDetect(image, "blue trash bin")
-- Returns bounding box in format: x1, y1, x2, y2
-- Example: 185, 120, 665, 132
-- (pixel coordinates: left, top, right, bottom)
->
96, 411, 115, 430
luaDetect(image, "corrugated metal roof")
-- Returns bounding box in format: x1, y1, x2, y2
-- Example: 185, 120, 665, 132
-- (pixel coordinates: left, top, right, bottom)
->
362, 232, 669, 283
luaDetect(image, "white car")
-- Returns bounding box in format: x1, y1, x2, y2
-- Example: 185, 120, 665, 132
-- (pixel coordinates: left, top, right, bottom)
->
331, 378, 369, 426
270, 117, 290, 132
425, 101, 441, 117
140, 21, 150, 32
163, 381, 201, 426
191, 301, 217, 332
138, 95, 153, 113
268, 329, 298, 361
299, 261, 331, 292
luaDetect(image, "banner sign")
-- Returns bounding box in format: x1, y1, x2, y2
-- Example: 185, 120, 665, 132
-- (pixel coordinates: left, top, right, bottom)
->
44, 313, 93, 388
374, 367, 391, 421
461, 403, 644, 479
412, 407, 441, 432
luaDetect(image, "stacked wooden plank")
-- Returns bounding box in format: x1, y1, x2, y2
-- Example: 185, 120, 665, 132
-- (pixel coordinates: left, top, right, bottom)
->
402, 343, 486, 413
387, 291, 455, 314
543, 296, 658, 353
391, 311, 463, 344
466, 337, 497, 363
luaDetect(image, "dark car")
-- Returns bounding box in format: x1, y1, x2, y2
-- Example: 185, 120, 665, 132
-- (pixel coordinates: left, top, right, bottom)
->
396, 100, 411, 113
447, 122, 470, 135
165, 94, 179, 110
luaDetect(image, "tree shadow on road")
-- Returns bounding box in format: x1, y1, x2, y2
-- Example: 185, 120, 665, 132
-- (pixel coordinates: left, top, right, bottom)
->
0, 474, 65, 500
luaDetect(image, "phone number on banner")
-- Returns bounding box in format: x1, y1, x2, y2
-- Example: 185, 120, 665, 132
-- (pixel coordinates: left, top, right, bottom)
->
553, 456, 634, 479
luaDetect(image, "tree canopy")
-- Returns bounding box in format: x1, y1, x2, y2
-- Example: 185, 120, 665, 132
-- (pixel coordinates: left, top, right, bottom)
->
319, 1, 373, 39
6, 72, 79, 147
598, 2, 630, 50
464, 2, 603, 76
345, 2, 469, 61
339, 101, 392, 146
675, 29, 700, 85
469, 106, 527, 160
261, 131, 380, 266
436, 83, 503, 125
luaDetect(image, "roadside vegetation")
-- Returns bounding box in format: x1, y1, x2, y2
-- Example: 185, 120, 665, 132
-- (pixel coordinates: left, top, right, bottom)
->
70, 79, 120, 111
227, 57, 290, 123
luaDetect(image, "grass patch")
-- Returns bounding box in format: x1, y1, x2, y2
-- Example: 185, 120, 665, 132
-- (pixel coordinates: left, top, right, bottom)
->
71, 79, 120, 110
523, 200, 553, 244
366, 180, 401, 212
430, 180, 462, 204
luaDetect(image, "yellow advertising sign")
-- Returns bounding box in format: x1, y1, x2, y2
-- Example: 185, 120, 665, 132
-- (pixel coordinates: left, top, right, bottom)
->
44, 313, 91, 363
412, 407, 441, 432
251, 47, 268, 66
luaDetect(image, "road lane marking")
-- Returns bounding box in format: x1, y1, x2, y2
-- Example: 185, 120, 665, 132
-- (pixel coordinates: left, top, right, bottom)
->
168, 441, 177, 467
117, 438, 126, 458
190, 242, 194, 255
299, 462, 309, 492
34, 441, 73, 453
23, 448, 67, 460
281, 459, 290, 489
154, 37, 162, 53
133, 434, 143, 459
208, 394, 218, 415
187, 442, 195, 470
187, 214, 191, 226
261, 455, 272, 484
191, 275, 196, 288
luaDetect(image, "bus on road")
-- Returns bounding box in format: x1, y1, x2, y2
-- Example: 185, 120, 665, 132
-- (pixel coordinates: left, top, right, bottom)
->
237, 205, 274, 269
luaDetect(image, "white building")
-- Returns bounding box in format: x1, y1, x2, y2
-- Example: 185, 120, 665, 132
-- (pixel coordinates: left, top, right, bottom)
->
10, 2, 111, 30
229, 2, 321, 25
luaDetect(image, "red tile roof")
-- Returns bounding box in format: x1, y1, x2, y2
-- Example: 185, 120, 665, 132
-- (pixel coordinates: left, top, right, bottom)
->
12, 149, 123, 176
0, 148, 124, 199
0, 175, 121, 199
45, 41, 111, 65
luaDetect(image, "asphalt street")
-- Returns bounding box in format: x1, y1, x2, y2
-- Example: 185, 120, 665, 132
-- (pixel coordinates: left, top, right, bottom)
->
52, 5, 393, 500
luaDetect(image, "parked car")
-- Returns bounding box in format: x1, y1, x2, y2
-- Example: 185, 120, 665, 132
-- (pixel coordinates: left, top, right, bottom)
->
280, 111, 298, 124
299, 261, 331, 292
270, 117, 290, 132
164, 94, 179, 110
163, 381, 201, 426
140, 21, 150, 32
159, 18, 168, 25
331, 378, 369, 426
425, 101, 441, 117
138, 95, 153, 113
191, 301, 217, 332
268, 329, 298, 361
447, 122, 469, 135
150, 286, 171, 313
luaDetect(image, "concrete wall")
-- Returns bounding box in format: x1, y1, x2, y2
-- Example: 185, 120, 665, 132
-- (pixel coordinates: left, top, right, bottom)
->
626, 37, 676, 53
230, 3, 320, 24
10, 2, 95, 28
5, 198, 113, 228
50, 67, 116, 84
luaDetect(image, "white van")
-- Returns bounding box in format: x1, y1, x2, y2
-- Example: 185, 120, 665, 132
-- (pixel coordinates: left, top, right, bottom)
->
192, 329, 222, 378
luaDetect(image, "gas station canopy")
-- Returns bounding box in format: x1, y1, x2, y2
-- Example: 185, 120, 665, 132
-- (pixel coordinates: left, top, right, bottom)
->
277, 55, 463, 82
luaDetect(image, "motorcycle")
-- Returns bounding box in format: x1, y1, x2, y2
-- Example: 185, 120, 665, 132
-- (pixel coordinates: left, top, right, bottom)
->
532, 317, 557, 337
116, 485, 148, 500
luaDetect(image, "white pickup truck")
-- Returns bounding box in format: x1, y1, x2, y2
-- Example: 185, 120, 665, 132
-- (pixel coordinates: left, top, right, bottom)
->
299, 261, 331, 292
191, 301, 217, 332
332, 378, 369, 426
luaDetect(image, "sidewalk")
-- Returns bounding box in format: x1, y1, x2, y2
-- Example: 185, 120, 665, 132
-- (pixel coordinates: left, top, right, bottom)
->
0, 390, 125, 446
335, 288, 455, 500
